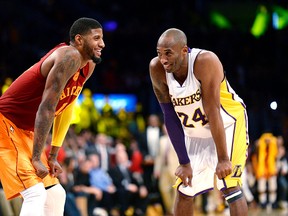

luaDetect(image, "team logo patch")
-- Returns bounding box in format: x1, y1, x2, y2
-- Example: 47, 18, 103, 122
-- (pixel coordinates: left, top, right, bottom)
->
231, 165, 242, 178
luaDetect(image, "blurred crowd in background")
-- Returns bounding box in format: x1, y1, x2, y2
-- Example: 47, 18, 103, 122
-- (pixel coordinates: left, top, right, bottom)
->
1, 0, 288, 142
1, 0, 288, 215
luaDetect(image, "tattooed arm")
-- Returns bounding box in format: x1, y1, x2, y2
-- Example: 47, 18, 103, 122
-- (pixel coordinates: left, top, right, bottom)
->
32, 46, 82, 179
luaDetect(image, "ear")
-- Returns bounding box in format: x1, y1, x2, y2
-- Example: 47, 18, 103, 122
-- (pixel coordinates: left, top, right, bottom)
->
74, 34, 83, 46
182, 45, 189, 54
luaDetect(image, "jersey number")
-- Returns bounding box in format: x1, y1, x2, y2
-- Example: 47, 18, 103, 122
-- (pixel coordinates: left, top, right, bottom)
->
177, 108, 208, 128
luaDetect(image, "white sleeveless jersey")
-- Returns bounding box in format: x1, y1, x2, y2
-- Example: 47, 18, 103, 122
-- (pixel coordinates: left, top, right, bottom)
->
166, 48, 246, 138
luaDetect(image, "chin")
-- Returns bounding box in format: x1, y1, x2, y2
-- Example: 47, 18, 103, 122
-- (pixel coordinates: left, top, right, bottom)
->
92, 56, 102, 64
165, 68, 173, 73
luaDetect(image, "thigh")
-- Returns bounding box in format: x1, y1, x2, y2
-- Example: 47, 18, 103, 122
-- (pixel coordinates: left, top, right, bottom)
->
175, 137, 216, 197
0, 114, 41, 199
217, 113, 249, 190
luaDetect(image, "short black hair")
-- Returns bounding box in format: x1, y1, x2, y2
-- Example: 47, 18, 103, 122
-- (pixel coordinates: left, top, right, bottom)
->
69, 17, 102, 42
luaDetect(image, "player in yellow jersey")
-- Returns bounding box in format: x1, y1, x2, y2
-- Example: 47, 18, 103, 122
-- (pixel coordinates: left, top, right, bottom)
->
149, 28, 249, 216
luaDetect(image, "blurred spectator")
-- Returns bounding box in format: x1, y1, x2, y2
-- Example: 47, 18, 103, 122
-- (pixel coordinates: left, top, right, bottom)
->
108, 146, 148, 216
252, 132, 278, 209
242, 164, 258, 210
74, 88, 100, 134
0, 180, 22, 216
59, 156, 81, 216
73, 156, 115, 216
153, 125, 178, 215
97, 102, 119, 138
127, 103, 146, 140
116, 108, 134, 145
86, 133, 113, 171
138, 114, 162, 198
276, 137, 288, 209
128, 139, 144, 175
72, 157, 92, 216
87, 152, 116, 215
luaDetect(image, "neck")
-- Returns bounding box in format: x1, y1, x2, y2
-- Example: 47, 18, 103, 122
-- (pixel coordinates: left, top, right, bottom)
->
173, 56, 189, 85
69, 42, 89, 69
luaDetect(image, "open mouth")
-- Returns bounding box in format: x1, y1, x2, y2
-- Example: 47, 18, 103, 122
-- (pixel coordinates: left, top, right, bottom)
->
95, 50, 102, 56
163, 64, 172, 70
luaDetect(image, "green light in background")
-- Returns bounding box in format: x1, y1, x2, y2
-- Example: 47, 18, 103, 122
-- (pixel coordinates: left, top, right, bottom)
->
250, 5, 269, 38
272, 5, 288, 30
210, 11, 232, 29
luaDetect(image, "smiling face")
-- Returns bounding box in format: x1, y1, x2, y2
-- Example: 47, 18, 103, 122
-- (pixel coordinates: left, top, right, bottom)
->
69, 18, 105, 64
81, 28, 105, 64
156, 29, 188, 73
157, 40, 186, 73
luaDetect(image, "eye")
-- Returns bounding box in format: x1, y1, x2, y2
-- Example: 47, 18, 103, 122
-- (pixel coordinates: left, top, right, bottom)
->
165, 51, 172, 57
93, 35, 101, 41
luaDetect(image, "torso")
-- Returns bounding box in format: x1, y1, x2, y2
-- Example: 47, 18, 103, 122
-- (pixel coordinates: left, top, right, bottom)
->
0, 43, 90, 131
166, 48, 246, 138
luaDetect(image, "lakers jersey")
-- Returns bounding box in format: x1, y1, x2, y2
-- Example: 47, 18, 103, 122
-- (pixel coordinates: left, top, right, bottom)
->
166, 48, 246, 138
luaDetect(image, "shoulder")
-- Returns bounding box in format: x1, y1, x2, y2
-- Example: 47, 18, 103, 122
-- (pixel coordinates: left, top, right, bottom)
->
149, 57, 165, 79
149, 57, 170, 102
196, 50, 219, 64
149, 57, 162, 71
52, 46, 82, 62
149, 56, 159, 67
194, 50, 223, 80
41, 45, 82, 78
43, 45, 82, 69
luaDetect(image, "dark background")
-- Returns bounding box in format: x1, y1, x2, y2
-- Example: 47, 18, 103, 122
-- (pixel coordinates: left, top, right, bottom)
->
1, 0, 288, 143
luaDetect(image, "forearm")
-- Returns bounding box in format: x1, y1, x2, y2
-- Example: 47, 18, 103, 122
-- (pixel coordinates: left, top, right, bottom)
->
33, 106, 55, 161
49, 146, 61, 160
160, 102, 190, 165
208, 112, 229, 160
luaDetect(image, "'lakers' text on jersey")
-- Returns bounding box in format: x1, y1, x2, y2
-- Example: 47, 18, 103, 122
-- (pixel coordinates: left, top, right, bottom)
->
166, 48, 246, 139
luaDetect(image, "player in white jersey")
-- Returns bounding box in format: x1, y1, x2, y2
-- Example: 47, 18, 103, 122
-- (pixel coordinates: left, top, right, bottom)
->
149, 28, 249, 216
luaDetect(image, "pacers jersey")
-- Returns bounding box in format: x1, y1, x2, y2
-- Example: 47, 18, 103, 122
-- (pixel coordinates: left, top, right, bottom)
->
0, 43, 90, 131
166, 48, 246, 138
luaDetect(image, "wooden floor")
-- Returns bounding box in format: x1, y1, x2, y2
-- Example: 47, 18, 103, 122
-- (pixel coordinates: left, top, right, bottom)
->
194, 208, 288, 216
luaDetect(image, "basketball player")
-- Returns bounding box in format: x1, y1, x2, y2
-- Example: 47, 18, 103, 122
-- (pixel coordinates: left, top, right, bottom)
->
0, 17, 105, 215
149, 28, 249, 216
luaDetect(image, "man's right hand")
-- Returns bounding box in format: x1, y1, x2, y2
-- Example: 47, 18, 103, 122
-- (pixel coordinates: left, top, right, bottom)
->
32, 159, 49, 179
175, 163, 193, 187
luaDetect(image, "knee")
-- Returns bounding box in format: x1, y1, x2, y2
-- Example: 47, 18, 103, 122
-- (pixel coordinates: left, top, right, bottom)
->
222, 185, 241, 195
44, 184, 66, 215
176, 191, 193, 203
47, 184, 66, 202
222, 186, 244, 204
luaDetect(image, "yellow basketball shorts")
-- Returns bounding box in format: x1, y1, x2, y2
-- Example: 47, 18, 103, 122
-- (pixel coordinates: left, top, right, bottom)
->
174, 112, 249, 197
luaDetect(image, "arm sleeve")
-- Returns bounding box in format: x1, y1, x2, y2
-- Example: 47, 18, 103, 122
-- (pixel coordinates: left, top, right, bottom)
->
51, 99, 76, 147
160, 102, 190, 165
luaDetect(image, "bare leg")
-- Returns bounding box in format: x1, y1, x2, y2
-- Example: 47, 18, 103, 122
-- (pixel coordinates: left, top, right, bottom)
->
222, 186, 248, 216
174, 191, 194, 216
